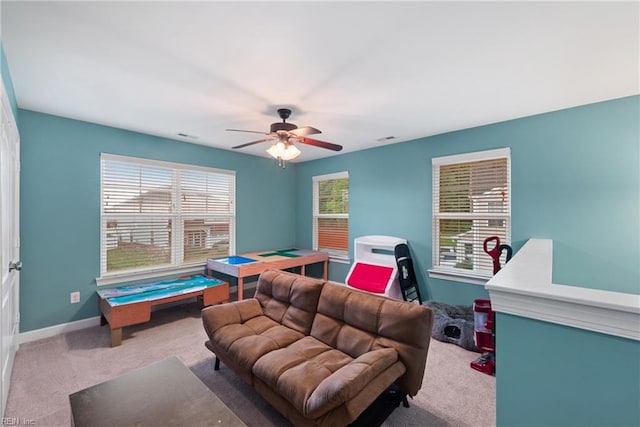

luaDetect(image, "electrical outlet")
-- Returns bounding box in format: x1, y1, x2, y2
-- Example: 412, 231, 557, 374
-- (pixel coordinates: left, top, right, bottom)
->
70, 291, 80, 304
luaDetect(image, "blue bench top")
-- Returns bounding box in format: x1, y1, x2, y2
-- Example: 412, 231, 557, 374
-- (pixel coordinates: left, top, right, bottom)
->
97, 276, 224, 306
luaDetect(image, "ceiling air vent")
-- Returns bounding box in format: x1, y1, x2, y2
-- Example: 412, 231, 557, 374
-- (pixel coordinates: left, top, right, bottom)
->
177, 133, 198, 139
376, 136, 396, 142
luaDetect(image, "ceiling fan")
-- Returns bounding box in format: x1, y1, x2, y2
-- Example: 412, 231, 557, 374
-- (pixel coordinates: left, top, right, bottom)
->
227, 109, 342, 163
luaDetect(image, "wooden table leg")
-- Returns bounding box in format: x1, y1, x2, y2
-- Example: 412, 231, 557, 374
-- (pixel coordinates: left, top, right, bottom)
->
237, 277, 244, 301
323, 260, 328, 280
111, 328, 122, 347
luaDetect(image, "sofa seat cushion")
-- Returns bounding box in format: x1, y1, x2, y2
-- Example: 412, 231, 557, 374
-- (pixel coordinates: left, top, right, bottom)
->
213, 315, 305, 369
252, 336, 400, 419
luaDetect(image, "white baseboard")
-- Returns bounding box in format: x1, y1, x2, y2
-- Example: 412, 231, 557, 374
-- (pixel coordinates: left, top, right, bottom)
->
19, 316, 102, 345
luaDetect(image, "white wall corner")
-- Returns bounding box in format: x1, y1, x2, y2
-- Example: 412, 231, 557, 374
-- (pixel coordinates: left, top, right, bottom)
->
485, 239, 640, 341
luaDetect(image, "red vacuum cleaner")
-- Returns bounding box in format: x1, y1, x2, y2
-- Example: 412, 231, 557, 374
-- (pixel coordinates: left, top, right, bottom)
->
470, 236, 512, 376
470, 299, 495, 375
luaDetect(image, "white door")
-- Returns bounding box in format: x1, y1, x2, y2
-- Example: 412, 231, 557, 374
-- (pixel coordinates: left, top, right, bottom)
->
0, 80, 20, 417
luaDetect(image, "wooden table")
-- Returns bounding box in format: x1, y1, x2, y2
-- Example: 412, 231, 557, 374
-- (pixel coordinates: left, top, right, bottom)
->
206, 248, 328, 300
98, 276, 229, 347
69, 356, 246, 427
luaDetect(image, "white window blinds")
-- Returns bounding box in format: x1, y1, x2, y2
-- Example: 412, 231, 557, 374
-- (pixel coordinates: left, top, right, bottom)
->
432, 148, 510, 277
100, 154, 235, 279
313, 172, 349, 260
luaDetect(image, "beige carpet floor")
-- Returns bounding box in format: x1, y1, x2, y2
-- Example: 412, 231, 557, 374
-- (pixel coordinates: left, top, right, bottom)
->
5, 300, 495, 426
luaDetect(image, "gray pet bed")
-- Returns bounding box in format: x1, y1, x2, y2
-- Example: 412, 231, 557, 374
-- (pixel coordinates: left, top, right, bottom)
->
425, 302, 479, 352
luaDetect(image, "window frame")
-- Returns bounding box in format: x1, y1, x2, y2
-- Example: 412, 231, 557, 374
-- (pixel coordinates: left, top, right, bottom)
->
429, 148, 511, 285
312, 171, 350, 263
97, 153, 236, 286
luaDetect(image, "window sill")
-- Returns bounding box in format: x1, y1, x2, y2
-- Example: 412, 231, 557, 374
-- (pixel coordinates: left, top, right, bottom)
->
428, 268, 491, 286
96, 263, 205, 286
329, 257, 351, 265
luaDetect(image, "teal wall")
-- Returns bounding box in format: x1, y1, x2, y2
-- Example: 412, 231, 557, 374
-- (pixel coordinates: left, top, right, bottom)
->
295, 95, 640, 303
18, 110, 296, 332
294, 145, 491, 304
295, 96, 640, 427
497, 313, 640, 426
1, 44, 18, 121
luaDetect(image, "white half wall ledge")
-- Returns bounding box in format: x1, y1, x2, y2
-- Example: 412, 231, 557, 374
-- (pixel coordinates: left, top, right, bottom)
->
485, 239, 640, 341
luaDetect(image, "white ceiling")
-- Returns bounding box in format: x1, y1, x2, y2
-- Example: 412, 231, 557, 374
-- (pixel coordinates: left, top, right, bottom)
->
2, 1, 638, 162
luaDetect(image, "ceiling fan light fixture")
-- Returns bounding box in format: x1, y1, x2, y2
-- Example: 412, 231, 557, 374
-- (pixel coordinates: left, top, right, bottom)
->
267, 141, 301, 161
281, 144, 301, 160
267, 141, 286, 159
230, 108, 342, 159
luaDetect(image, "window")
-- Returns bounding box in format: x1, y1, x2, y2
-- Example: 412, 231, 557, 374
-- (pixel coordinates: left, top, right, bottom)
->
313, 172, 349, 261
99, 154, 235, 283
431, 148, 510, 283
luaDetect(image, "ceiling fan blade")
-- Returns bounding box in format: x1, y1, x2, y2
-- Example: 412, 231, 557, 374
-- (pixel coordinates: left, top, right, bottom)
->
232, 137, 273, 149
226, 128, 269, 135
290, 126, 321, 137
298, 137, 343, 152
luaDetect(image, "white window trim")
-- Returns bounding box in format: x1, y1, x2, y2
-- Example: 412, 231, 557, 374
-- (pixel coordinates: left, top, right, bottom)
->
96, 264, 206, 287
313, 171, 349, 262
429, 147, 511, 284
101, 153, 237, 175
97, 153, 236, 286
431, 147, 510, 166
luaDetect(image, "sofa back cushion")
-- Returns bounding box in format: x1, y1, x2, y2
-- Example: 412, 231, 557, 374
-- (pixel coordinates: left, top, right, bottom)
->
255, 270, 325, 336
310, 282, 433, 396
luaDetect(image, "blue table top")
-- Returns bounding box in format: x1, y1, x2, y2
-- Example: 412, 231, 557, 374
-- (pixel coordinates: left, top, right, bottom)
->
210, 255, 258, 265
97, 275, 224, 306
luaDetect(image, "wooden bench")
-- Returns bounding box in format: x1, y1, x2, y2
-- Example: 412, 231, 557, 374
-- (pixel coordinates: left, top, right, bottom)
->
98, 276, 229, 347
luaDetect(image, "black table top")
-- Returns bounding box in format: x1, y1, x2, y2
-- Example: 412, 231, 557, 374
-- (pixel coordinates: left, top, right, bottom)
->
69, 356, 246, 427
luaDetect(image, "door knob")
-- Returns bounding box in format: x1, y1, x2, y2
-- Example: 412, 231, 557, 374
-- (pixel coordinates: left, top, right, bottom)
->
9, 261, 22, 272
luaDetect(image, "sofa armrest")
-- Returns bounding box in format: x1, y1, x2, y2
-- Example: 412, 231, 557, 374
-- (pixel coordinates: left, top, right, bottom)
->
202, 299, 263, 338
304, 347, 400, 418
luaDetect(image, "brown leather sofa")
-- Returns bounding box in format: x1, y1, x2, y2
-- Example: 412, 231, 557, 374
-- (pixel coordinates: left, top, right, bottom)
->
201, 269, 434, 426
